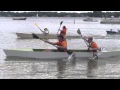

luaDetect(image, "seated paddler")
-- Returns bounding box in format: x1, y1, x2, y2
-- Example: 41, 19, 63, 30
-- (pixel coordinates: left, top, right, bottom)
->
44, 34, 67, 52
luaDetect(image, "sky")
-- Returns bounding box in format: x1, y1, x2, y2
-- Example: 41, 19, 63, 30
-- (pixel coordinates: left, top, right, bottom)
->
11, 11, 120, 13
43, 11, 93, 13
12, 11, 91, 13
39, 11, 120, 13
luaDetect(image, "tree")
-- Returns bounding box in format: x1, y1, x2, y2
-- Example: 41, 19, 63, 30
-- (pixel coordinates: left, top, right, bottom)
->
93, 11, 102, 17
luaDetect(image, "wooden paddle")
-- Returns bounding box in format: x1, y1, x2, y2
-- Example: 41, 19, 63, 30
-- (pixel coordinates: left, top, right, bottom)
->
77, 29, 90, 47
57, 21, 63, 35
32, 33, 73, 57
35, 23, 44, 33
32, 33, 57, 47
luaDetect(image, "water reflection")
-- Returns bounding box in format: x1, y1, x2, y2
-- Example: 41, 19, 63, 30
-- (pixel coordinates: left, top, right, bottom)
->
87, 60, 98, 78
30, 62, 38, 76
57, 58, 76, 79
3, 58, 40, 79
57, 60, 67, 79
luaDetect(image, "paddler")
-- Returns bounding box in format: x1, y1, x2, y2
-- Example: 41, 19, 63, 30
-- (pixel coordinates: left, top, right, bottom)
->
82, 36, 100, 59
59, 26, 67, 36
43, 28, 49, 35
45, 34, 67, 52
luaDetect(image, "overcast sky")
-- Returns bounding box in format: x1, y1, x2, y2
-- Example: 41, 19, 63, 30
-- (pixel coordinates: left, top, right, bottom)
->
39, 11, 120, 13
12, 11, 91, 13
44, 11, 93, 13
11, 11, 120, 13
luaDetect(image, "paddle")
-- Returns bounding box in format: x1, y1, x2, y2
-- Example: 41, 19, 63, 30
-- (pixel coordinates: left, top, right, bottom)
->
35, 23, 44, 33
77, 29, 90, 47
57, 21, 63, 35
32, 33, 57, 48
32, 33, 73, 59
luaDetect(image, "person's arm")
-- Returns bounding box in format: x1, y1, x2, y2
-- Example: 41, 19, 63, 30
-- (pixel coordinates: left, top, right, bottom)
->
45, 41, 56, 45
45, 41, 67, 50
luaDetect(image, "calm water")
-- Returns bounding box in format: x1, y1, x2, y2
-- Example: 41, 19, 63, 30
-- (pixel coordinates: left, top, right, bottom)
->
1, 17, 120, 79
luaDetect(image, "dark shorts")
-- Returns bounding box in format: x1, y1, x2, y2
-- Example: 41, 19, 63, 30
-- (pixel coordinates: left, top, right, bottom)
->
87, 48, 97, 52
52, 49, 66, 52
92, 50, 97, 52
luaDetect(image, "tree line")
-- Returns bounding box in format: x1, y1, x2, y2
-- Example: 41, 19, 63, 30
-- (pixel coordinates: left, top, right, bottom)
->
0, 11, 120, 18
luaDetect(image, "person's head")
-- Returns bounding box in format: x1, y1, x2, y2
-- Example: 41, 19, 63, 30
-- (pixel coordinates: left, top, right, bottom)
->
88, 37, 93, 43
63, 26, 66, 29
57, 35, 64, 41
44, 28, 48, 31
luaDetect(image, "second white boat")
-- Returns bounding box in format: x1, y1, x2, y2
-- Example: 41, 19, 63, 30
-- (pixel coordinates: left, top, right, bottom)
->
16, 33, 80, 39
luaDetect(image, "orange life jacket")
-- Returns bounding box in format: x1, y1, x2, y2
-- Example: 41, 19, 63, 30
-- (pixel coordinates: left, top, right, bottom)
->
54, 40, 67, 52
88, 42, 99, 52
60, 29, 67, 36
90, 42, 98, 49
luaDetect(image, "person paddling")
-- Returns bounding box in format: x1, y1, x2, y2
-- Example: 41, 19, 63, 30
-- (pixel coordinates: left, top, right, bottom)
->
86, 37, 99, 52
82, 36, 100, 59
59, 26, 67, 36
45, 35, 67, 52
43, 28, 49, 35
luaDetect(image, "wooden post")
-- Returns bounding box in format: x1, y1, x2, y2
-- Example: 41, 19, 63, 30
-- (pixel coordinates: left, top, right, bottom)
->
74, 19, 75, 24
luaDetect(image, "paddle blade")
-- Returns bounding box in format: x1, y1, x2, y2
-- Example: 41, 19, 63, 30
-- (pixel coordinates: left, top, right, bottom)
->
67, 52, 76, 60
77, 29, 81, 35
35, 23, 38, 26
32, 33, 39, 39
67, 50, 73, 55
35, 23, 37, 25
60, 21, 63, 25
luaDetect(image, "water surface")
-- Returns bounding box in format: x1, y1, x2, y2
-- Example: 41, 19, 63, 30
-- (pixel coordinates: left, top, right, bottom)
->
0, 17, 120, 79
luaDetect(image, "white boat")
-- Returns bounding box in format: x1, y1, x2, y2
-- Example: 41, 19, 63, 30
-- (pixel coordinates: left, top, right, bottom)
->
83, 17, 98, 22
12, 17, 27, 20
16, 33, 80, 39
16, 33, 105, 39
3, 49, 120, 60
100, 18, 120, 24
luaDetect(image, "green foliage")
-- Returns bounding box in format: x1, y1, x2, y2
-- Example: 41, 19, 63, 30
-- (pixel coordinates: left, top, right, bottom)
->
0, 11, 120, 17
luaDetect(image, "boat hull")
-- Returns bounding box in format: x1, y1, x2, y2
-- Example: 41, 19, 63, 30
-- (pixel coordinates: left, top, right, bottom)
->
100, 19, 120, 24
16, 33, 80, 39
83, 20, 98, 22
83, 18, 98, 22
3, 49, 120, 60
13, 17, 27, 20
106, 31, 120, 35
